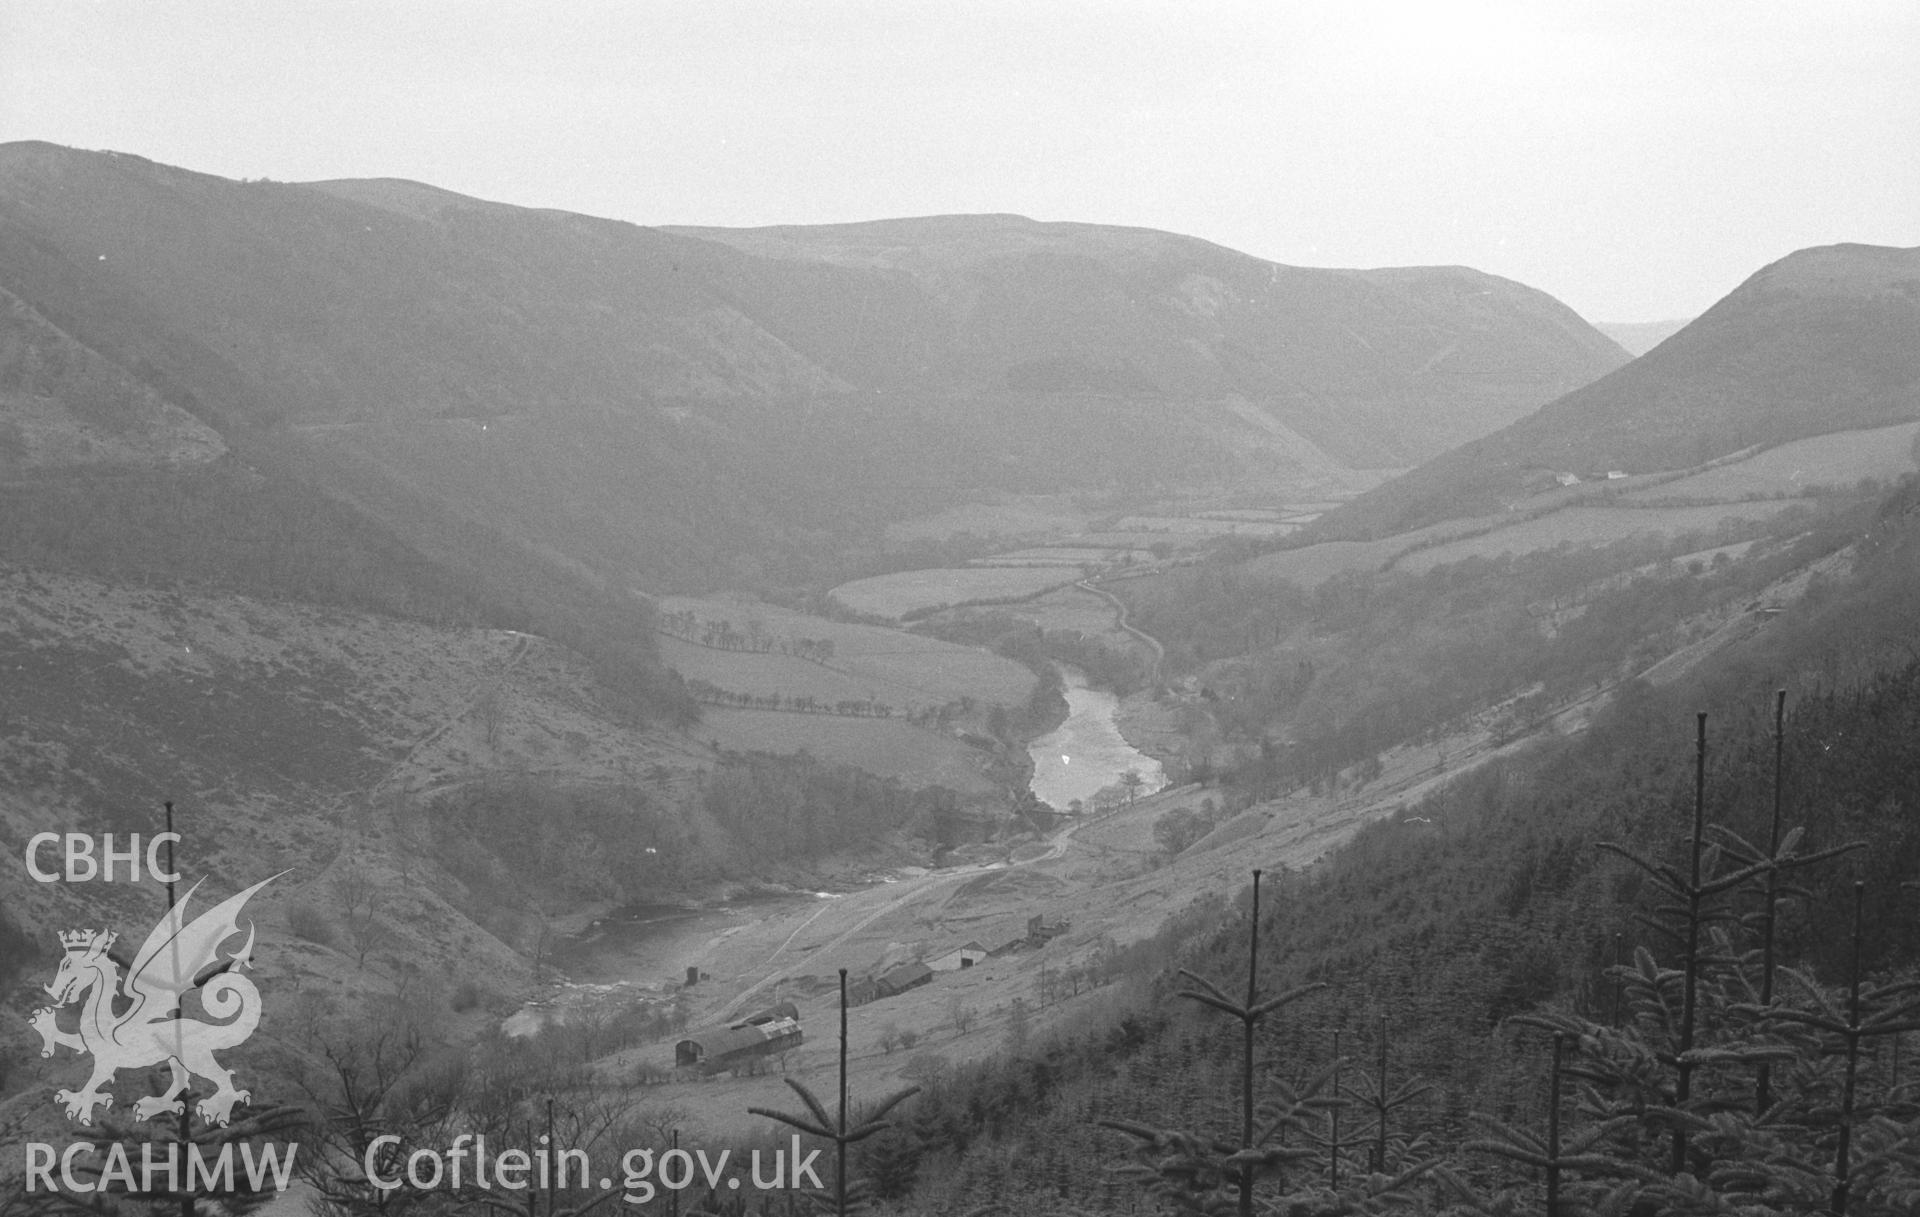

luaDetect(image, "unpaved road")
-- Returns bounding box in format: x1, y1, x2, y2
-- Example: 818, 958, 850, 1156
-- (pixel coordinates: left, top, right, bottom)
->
582, 725, 1495, 1133
576, 544, 1837, 1132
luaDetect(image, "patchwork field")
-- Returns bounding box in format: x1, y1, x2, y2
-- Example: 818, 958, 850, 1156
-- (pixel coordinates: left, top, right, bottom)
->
1017, 584, 1138, 638
1619, 422, 1920, 503
1239, 535, 1419, 586
1114, 515, 1299, 536
1071, 531, 1210, 549
688, 707, 1001, 794
979, 546, 1142, 564
881, 495, 1097, 543
1199, 506, 1333, 521
969, 557, 1105, 568
1234, 429, 1910, 590
661, 636, 918, 707
828, 566, 1083, 619
1393, 500, 1815, 573
656, 596, 1035, 710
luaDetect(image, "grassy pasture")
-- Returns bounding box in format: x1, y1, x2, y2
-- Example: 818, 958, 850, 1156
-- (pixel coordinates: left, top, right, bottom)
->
1115, 515, 1297, 535
1234, 427, 1913, 590
1239, 536, 1413, 586
827, 566, 1082, 619
882, 496, 1095, 543
1665, 540, 1759, 569
690, 707, 999, 794
1395, 500, 1814, 573
1620, 422, 1920, 503
970, 557, 1096, 568
1237, 514, 1502, 587
660, 636, 905, 707
927, 583, 1137, 650
657, 596, 1035, 709
1072, 531, 1211, 548
988, 546, 1134, 563
1018, 584, 1133, 637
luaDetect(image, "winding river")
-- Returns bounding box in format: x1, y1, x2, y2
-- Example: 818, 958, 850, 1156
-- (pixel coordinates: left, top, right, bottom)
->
1027, 667, 1166, 810
508, 670, 1162, 1033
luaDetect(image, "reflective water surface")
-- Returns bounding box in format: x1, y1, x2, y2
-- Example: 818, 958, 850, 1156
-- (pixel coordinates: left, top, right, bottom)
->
1027, 668, 1165, 810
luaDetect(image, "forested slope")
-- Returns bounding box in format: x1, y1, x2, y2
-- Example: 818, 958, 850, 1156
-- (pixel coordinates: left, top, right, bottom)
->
874, 475, 1920, 1213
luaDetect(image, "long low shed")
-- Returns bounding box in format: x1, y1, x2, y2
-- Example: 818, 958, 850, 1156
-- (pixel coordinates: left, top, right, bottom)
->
675, 1004, 803, 1072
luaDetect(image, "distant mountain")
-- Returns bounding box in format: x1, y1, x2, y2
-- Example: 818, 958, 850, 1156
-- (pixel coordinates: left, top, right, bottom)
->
1595, 318, 1691, 356
0, 142, 1626, 596
1322, 243, 1920, 538
663, 215, 1629, 467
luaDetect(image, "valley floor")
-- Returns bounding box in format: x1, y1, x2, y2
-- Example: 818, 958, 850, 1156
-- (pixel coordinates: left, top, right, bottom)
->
564, 705, 1540, 1135
546, 512, 1854, 1138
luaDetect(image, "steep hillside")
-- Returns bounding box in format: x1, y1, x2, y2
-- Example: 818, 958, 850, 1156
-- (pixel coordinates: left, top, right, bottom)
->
0, 142, 1626, 596
830, 477, 1920, 1215
1596, 317, 1690, 356
0, 567, 692, 948
1321, 243, 1920, 538
0, 285, 226, 472
667, 215, 1628, 466
0, 569, 994, 1016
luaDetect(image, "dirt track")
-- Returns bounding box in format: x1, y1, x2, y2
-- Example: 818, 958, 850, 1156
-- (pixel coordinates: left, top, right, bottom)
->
579, 721, 1490, 1135
564, 537, 1845, 1133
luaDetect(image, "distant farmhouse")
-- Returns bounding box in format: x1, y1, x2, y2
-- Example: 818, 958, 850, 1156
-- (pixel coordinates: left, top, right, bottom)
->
848, 961, 935, 1007
878, 961, 933, 996
1528, 467, 1633, 492
986, 914, 1070, 958
1025, 914, 1068, 945
846, 925, 1066, 1008
674, 1001, 802, 1073
929, 941, 988, 971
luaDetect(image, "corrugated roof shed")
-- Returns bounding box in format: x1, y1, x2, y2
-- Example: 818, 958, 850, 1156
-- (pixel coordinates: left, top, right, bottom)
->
878, 962, 933, 994
676, 1009, 803, 1068
738, 1001, 799, 1026
681, 1025, 771, 1060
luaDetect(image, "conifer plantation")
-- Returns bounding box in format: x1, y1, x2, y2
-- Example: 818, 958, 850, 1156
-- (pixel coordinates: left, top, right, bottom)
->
4, 49, 1916, 1217
812, 478, 1920, 1215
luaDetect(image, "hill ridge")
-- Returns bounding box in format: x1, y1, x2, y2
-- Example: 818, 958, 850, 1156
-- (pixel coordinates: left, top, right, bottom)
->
2, 141, 1627, 590
1316, 241, 1920, 538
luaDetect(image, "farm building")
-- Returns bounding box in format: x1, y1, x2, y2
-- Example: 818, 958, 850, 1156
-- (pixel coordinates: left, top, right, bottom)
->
875, 962, 933, 997
1026, 914, 1069, 945
741, 1001, 799, 1025
674, 1002, 802, 1072
928, 941, 987, 971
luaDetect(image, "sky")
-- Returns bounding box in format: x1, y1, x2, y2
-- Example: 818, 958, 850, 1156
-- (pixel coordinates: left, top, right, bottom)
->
2, 1, 1914, 321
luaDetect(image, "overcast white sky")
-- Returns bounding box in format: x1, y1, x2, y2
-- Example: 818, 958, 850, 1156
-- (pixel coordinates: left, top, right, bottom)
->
3, 1, 1914, 321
